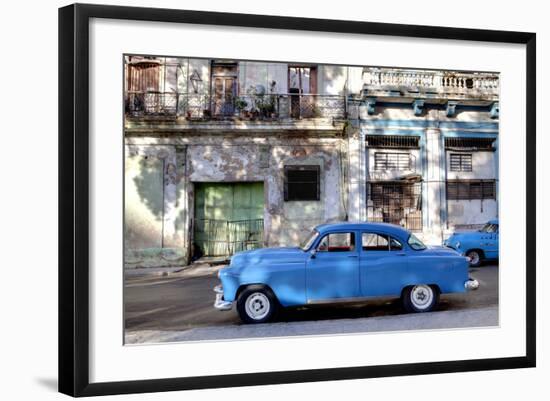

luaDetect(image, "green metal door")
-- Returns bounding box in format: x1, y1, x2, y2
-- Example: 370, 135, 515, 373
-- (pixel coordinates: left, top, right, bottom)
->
194, 182, 264, 256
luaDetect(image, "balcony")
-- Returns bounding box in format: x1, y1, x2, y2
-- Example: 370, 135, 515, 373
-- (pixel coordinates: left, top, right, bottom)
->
361, 68, 499, 102
125, 92, 347, 121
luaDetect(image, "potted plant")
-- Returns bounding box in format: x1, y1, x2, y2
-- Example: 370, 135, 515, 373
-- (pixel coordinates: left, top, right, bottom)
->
311, 103, 322, 118
234, 97, 249, 119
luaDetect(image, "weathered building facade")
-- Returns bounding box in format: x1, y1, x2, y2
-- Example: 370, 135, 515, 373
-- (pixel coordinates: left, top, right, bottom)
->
124, 56, 499, 267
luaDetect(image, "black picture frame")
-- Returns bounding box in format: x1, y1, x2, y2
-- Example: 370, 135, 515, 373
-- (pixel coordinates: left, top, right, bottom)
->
59, 3, 536, 397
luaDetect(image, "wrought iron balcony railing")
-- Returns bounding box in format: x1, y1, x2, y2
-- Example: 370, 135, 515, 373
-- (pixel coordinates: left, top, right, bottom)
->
125, 92, 347, 120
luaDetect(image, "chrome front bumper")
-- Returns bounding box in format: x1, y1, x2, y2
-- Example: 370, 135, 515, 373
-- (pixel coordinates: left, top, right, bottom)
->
213, 284, 233, 311
464, 278, 480, 291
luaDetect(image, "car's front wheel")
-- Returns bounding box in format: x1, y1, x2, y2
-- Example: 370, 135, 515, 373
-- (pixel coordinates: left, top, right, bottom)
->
466, 250, 482, 267
402, 285, 439, 313
236, 286, 277, 324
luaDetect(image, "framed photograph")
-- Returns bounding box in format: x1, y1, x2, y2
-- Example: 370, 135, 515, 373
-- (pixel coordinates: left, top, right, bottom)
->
58, 3, 536, 397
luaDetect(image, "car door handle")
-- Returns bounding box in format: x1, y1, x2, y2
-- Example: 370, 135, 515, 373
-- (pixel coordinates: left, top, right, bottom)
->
347, 255, 358, 258
397, 253, 407, 256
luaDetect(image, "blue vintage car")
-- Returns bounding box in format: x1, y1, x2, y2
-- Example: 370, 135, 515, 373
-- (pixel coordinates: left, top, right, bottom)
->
444, 219, 499, 267
214, 222, 479, 323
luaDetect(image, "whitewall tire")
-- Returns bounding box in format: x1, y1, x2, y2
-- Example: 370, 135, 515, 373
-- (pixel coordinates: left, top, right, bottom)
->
236, 286, 278, 324
466, 250, 482, 267
402, 284, 439, 313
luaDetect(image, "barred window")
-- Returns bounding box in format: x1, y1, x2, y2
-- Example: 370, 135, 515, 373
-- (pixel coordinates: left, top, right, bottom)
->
446, 180, 496, 200
367, 182, 423, 232
445, 137, 495, 150
369, 182, 421, 209
284, 165, 320, 201
449, 153, 473, 172
374, 152, 413, 171
366, 135, 419, 149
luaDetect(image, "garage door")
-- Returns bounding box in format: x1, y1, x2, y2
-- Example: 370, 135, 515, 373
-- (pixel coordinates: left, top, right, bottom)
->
194, 182, 264, 256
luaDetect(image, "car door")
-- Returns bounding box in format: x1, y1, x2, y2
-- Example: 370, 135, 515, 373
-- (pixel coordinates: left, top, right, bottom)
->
305, 231, 360, 302
359, 232, 409, 297
483, 224, 499, 259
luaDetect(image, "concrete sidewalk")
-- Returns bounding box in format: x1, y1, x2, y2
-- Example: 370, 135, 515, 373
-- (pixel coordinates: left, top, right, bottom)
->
124, 262, 227, 279
125, 306, 499, 344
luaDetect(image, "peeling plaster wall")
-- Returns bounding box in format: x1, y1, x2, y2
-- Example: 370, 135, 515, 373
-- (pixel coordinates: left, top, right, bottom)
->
445, 150, 498, 228
125, 153, 164, 250
124, 135, 345, 267
447, 200, 498, 227
273, 145, 344, 246
187, 139, 345, 248
124, 145, 189, 268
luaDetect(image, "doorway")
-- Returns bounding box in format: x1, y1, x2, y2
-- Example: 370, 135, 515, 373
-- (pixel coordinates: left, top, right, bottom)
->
193, 182, 264, 256
288, 66, 317, 118
211, 63, 237, 117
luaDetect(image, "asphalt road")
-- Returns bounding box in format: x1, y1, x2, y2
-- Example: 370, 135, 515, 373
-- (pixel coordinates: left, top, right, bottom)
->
124, 264, 498, 342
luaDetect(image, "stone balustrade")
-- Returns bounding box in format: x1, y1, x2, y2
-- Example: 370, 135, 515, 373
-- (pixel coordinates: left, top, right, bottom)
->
362, 67, 499, 99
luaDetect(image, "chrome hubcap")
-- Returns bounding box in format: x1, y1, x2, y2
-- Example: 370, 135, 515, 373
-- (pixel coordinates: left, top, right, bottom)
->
469, 251, 480, 265
410, 285, 434, 309
244, 292, 270, 320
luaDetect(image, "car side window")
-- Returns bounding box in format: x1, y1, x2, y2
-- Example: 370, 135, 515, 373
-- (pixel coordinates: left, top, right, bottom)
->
317, 232, 355, 252
362, 233, 403, 251
362, 233, 389, 251
389, 237, 403, 251
481, 223, 498, 233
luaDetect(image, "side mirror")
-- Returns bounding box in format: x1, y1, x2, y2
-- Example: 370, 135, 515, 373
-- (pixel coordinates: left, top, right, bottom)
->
309, 249, 317, 259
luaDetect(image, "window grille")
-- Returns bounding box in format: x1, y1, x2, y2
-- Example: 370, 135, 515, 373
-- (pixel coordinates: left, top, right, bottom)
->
367, 182, 422, 231
284, 165, 320, 201
366, 135, 419, 149
449, 153, 473, 172
445, 137, 495, 150
374, 152, 413, 171
446, 180, 496, 200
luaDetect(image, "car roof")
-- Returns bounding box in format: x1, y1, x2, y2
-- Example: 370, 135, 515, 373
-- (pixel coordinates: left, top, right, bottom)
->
314, 221, 411, 239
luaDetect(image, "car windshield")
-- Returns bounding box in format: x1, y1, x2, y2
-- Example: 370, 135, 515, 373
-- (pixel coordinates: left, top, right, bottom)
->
300, 230, 320, 251
479, 223, 498, 233
407, 233, 426, 250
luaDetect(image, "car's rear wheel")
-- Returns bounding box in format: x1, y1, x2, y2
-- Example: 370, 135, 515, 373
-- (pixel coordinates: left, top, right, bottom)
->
402, 285, 439, 313
466, 250, 482, 267
236, 286, 277, 324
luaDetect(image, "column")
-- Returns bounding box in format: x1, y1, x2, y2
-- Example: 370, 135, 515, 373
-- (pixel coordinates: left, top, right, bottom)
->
347, 126, 367, 221
424, 127, 445, 243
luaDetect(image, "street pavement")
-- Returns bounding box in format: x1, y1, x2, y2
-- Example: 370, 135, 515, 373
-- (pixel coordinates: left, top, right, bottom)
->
124, 263, 499, 344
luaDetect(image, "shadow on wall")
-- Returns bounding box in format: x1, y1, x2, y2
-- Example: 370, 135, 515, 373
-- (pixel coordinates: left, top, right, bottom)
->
321, 65, 347, 95
133, 156, 164, 221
